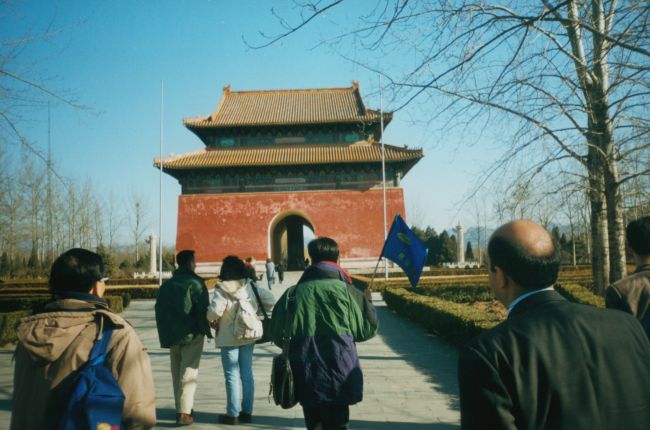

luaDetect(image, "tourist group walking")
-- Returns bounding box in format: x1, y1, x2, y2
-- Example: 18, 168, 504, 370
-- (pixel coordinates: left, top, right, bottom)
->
9, 218, 650, 429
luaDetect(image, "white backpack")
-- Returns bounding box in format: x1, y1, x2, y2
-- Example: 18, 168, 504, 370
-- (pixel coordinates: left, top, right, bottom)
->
232, 293, 263, 341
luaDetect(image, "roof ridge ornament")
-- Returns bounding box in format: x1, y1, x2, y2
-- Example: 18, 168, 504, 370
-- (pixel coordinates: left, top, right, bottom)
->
223, 84, 232, 94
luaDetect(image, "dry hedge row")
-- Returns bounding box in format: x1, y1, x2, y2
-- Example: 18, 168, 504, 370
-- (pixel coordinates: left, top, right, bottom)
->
352, 273, 604, 346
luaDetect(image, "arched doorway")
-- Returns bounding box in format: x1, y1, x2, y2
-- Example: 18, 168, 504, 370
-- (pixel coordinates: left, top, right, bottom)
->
270, 212, 315, 270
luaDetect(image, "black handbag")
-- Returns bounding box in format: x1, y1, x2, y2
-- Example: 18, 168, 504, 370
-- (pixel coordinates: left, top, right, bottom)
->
251, 284, 271, 344
269, 286, 298, 409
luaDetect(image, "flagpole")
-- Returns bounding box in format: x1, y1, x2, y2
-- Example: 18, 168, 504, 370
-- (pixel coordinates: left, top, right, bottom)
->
379, 76, 388, 280
159, 80, 164, 286
368, 256, 383, 291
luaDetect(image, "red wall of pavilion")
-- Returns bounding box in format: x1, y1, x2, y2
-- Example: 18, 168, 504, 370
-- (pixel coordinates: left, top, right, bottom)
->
176, 188, 406, 264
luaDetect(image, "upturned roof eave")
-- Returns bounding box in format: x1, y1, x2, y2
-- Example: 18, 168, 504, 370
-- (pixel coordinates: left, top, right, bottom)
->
153, 148, 423, 172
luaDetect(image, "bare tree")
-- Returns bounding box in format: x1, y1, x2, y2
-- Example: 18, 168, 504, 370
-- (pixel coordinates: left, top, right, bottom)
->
127, 193, 149, 265
104, 191, 123, 254
252, 1, 650, 291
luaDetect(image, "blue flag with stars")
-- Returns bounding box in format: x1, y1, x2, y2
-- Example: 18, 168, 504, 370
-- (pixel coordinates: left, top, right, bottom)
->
380, 214, 428, 288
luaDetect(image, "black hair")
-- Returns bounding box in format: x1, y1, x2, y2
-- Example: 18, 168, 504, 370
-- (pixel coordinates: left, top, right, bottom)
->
308, 237, 339, 263
627, 216, 650, 256
49, 248, 105, 294
176, 250, 195, 269
220, 255, 245, 281
487, 235, 560, 290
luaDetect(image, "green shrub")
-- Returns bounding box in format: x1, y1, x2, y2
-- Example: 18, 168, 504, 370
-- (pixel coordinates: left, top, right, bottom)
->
0, 294, 124, 313
382, 288, 501, 345
104, 295, 123, 313
0, 296, 121, 345
0, 310, 31, 345
121, 293, 131, 308
0, 295, 50, 312
417, 284, 493, 303
0, 281, 48, 290
105, 285, 159, 299
555, 283, 605, 308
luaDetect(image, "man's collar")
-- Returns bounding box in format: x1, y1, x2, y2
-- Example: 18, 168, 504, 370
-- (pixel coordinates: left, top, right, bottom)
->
507, 286, 555, 315
174, 266, 195, 276
635, 263, 650, 274
53, 290, 109, 306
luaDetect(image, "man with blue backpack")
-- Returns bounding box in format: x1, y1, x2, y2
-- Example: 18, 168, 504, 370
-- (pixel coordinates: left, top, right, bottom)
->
10, 248, 156, 430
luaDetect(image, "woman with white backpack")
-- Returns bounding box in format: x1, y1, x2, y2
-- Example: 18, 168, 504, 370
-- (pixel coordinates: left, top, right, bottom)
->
207, 256, 275, 425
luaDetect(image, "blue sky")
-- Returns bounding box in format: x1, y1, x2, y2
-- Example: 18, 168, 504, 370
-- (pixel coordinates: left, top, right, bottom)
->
4, 0, 502, 246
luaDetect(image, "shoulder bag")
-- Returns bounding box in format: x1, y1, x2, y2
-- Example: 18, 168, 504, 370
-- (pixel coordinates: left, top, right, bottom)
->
269, 286, 298, 409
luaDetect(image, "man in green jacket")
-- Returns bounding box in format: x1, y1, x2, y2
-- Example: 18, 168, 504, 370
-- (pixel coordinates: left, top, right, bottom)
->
155, 250, 212, 426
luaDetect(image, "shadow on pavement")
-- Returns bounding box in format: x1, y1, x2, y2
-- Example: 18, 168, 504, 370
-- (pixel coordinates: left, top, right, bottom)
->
156, 408, 459, 430
369, 304, 460, 410
350, 421, 460, 430
156, 407, 299, 428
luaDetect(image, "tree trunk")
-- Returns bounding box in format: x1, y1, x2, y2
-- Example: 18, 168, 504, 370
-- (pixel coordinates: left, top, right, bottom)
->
604, 159, 626, 282
588, 164, 609, 293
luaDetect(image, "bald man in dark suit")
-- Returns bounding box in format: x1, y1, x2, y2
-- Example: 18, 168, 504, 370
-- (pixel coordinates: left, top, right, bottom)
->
458, 220, 650, 430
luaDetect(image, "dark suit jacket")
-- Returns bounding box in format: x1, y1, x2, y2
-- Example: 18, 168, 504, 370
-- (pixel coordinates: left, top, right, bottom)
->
458, 290, 650, 430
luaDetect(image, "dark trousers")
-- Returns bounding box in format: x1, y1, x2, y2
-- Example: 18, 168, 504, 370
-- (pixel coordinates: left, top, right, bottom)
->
302, 404, 349, 430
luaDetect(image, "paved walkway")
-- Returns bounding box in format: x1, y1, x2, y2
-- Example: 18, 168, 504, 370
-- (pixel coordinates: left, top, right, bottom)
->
0, 272, 460, 429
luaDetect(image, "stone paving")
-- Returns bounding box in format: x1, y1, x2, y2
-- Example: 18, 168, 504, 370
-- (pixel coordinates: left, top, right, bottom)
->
0, 272, 460, 429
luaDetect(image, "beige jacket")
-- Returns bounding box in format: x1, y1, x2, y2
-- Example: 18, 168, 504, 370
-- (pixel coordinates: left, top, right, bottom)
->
207, 279, 275, 347
10, 297, 156, 430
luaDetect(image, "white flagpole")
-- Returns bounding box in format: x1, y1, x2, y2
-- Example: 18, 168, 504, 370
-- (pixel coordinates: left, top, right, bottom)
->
379, 76, 388, 280
159, 80, 164, 286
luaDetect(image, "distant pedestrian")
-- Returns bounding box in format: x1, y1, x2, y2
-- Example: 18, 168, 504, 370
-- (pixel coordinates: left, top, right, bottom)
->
277, 260, 285, 284
155, 250, 213, 426
208, 256, 275, 425
244, 257, 262, 282
606, 215, 650, 338
265, 258, 275, 290
11, 248, 156, 430
270, 237, 378, 430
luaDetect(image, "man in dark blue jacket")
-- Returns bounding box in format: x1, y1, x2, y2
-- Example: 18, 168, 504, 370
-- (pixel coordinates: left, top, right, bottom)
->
458, 220, 650, 430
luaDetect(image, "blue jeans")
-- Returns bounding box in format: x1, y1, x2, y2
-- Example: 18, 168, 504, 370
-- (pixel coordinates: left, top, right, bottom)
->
220, 343, 255, 417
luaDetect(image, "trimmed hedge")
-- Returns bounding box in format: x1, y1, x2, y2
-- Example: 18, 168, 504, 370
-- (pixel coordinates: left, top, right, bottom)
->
555, 283, 605, 308
382, 288, 501, 345
0, 295, 123, 345
417, 284, 493, 303
0, 310, 31, 345
378, 277, 604, 346
105, 285, 159, 299
0, 295, 124, 314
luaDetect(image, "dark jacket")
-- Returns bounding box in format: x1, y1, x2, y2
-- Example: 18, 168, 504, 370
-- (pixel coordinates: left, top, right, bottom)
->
155, 267, 212, 348
458, 290, 650, 430
606, 264, 650, 337
270, 264, 378, 407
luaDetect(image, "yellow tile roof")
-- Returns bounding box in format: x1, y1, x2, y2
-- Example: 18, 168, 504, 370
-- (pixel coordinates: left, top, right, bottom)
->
183, 82, 392, 128
154, 142, 422, 170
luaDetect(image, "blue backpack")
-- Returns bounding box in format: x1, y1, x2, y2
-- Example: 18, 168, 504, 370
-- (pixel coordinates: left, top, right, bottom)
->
55, 323, 125, 430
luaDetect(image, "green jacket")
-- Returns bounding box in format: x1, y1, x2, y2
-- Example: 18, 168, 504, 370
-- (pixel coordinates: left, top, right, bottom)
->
155, 267, 212, 348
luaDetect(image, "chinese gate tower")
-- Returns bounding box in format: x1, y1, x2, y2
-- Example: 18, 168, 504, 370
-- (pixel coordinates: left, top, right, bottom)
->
155, 82, 423, 270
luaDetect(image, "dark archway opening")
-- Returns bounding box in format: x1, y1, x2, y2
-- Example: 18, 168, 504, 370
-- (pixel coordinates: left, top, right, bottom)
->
271, 214, 314, 270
